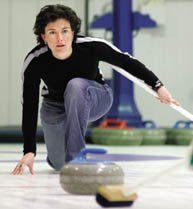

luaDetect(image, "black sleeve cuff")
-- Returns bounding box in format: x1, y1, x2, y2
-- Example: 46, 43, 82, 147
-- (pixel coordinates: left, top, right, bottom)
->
153, 80, 164, 92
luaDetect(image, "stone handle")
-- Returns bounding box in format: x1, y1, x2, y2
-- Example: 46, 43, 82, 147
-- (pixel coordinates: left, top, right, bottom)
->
76, 148, 107, 163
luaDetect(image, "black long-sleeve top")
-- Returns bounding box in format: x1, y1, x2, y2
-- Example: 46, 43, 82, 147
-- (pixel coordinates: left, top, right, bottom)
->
22, 36, 160, 154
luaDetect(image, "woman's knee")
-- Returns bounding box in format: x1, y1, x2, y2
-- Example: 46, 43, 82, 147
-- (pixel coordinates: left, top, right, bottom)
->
47, 157, 65, 171
64, 78, 90, 105
65, 78, 89, 95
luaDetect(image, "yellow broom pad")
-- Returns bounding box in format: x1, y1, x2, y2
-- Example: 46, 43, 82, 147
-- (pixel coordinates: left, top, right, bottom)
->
97, 185, 138, 202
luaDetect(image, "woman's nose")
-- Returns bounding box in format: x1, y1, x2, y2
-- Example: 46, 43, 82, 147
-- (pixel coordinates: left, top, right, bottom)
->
57, 33, 63, 41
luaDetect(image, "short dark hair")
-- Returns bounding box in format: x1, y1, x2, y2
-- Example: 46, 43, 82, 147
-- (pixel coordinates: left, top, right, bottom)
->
33, 4, 81, 45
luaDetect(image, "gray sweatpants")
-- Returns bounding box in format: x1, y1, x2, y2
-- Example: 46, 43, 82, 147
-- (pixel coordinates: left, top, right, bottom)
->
40, 78, 113, 170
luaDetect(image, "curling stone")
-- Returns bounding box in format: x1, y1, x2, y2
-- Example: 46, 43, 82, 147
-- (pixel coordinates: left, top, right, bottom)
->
166, 128, 176, 144
169, 121, 193, 145
92, 128, 112, 144
91, 119, 143, 146
140, 121, 167, 145
92, 128, 143, 145
141, 129, 167, 145
91, 119, 128, 145
60, 148, 124, 195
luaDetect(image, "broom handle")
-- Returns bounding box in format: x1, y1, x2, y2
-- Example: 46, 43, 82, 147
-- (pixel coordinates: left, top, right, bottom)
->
123, 159, 185, 196
111, 65, 193, 121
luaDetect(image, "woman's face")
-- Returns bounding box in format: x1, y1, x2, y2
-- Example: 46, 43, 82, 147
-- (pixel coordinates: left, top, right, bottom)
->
41, 18, 74, 60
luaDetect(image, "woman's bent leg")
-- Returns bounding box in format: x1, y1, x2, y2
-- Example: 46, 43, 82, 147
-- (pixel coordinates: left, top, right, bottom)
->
64, 78, 113, 162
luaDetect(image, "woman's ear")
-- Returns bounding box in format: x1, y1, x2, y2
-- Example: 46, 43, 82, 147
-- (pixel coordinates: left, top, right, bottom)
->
72, 31, 75, 41
41, 34, 46, 43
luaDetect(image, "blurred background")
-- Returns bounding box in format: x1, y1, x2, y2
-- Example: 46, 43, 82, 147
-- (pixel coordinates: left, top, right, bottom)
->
1, 0, 193, 133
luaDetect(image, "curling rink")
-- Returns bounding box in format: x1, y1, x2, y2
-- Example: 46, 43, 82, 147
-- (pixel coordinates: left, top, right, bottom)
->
0, 143, 193, 209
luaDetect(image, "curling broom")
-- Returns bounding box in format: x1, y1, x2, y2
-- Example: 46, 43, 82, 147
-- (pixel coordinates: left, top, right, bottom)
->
96, 65, 193, 207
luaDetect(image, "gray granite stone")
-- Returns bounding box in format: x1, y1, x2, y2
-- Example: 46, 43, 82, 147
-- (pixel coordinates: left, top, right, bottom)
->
60, 163, 124, 194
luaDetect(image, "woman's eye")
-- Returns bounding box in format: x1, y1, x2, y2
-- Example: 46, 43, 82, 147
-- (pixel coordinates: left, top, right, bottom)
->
49, 31, 56, 35
63, 30, 68, 33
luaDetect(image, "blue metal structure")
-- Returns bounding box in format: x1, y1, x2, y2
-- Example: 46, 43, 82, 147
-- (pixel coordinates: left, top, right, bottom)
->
91, 0, 156, 127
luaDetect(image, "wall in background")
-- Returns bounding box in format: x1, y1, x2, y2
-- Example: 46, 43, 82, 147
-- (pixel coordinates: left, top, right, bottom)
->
0, 0, 193, 127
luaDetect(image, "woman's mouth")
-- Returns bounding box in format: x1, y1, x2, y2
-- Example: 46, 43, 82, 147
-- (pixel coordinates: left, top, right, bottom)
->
57, 44, 65, 47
